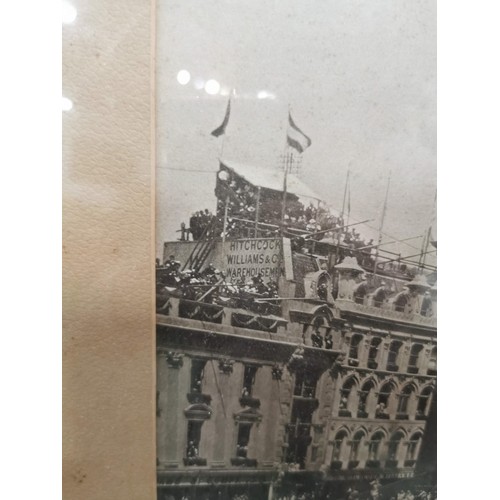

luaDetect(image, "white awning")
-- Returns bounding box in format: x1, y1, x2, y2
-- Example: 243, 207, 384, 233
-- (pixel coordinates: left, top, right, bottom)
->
220, 159, 322, 201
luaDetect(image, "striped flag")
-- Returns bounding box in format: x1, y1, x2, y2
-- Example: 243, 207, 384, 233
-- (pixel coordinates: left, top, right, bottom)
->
211, 99, 231, 137
287, 112, 312, 153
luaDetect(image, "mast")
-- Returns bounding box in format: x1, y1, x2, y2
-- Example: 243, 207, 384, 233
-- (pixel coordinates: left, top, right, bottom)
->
373, 172, 391, 275
419, 189, 437, 270
340, 169, 350, 222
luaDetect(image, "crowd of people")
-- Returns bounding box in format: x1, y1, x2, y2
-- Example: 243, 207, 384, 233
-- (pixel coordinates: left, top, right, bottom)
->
162, 486, 436, 500
156, 256, 280, 314
174, 172, 422, 281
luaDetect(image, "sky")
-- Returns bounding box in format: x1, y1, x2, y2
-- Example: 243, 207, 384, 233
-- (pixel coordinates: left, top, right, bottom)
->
155, 0, 436, 266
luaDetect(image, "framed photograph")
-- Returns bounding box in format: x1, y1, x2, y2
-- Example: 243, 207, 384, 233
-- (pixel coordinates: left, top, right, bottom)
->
155, 2, 436, 500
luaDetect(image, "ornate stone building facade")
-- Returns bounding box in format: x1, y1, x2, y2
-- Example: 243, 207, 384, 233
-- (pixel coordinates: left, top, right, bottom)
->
156, 249, 436, 499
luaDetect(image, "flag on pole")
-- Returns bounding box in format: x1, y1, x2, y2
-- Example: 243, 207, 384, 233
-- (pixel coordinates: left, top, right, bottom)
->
211, 99, 231, 137
286, 112, 312, 153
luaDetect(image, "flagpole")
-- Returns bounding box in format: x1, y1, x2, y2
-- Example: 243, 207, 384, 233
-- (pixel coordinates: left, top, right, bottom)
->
280, 149, 290, 233
216, 96, 231, 243
373, 172, 391, 275
341, 169, 350, 222
347, 175, 351, 227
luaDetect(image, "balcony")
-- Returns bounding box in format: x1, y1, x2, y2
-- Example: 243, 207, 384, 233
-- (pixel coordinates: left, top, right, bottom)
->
338, 409, 352, 417
292, 397, 320, 411
187, 392, 212, 405
357, 410, 368, 418
415, 412, 427, 421
365, 460, 381, 468
385, 459, 398, 469
347, 358, 359, 367
396, 413, 409, 420
239, 396, 261, 409
231, 457, 258, 467
367, 359, 378, 369
179, 299, 225, 324
375, 412, 389, 420
334, 299, 437, 327
348, 460, 359, 469
407, 366, 419, 374
183, 457, 207, 466
404, 459, 416, 467
386, 363, 399, 372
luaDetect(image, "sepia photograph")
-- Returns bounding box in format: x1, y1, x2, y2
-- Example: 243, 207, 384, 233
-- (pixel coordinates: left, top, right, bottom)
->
155, 1, 436, 499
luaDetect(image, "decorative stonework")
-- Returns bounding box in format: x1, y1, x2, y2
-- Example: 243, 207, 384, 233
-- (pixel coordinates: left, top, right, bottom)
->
286, 346, 305, 372
165, 351, 184, 368
329, 354, 345, 379
218, 359, 234, 374
272, 365, 284, 380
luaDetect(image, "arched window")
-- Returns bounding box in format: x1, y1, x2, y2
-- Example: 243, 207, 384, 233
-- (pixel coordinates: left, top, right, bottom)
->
376, 382, 395, 418
427, 347, 437, 375
339, 378, 357, 416
405, 432, 423, 466
408, 344, 424, 374
367, 337, 382, 369
331, 430, 348, 469
349, 430, 365, 466
387, 431, 405, 467
397, 385, 415, 419
348, 334, 363, 366
358, 380, 375, 418
387, 340, 403, 371
367, 431, 385, 466
416, 386, 434, 419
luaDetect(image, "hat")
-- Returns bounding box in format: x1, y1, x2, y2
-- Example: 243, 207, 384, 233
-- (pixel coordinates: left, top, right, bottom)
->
334, 257, 365, 273
406, 274, 431, 290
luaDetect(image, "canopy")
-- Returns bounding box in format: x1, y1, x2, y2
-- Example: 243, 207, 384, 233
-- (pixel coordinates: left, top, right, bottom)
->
220, 159, 322, 201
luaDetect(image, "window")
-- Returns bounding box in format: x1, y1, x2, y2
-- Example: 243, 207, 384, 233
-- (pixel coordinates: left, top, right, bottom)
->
293, 369, 318, 398
235, 423, 252, 458
190, 359, 206, 393
416, 386, 433, 418
348, 334, 363, 366
242, 365, 257, 397
368, 432, 385, 460
285, 404, 313, 469
408, 344, 423, 373
387, 340, 402, 371
185, 420, 207, 465
406, 433, 422, 463
387, 431, 405, 462
332, 430, 348, 462
428, 347, 437, 375
349, 431, 365, 461
358, 380, 375, 417
397, 385, 415, 417
376, 382, 395, 418
368, 337, 381, 368
339, 378, 357, 416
